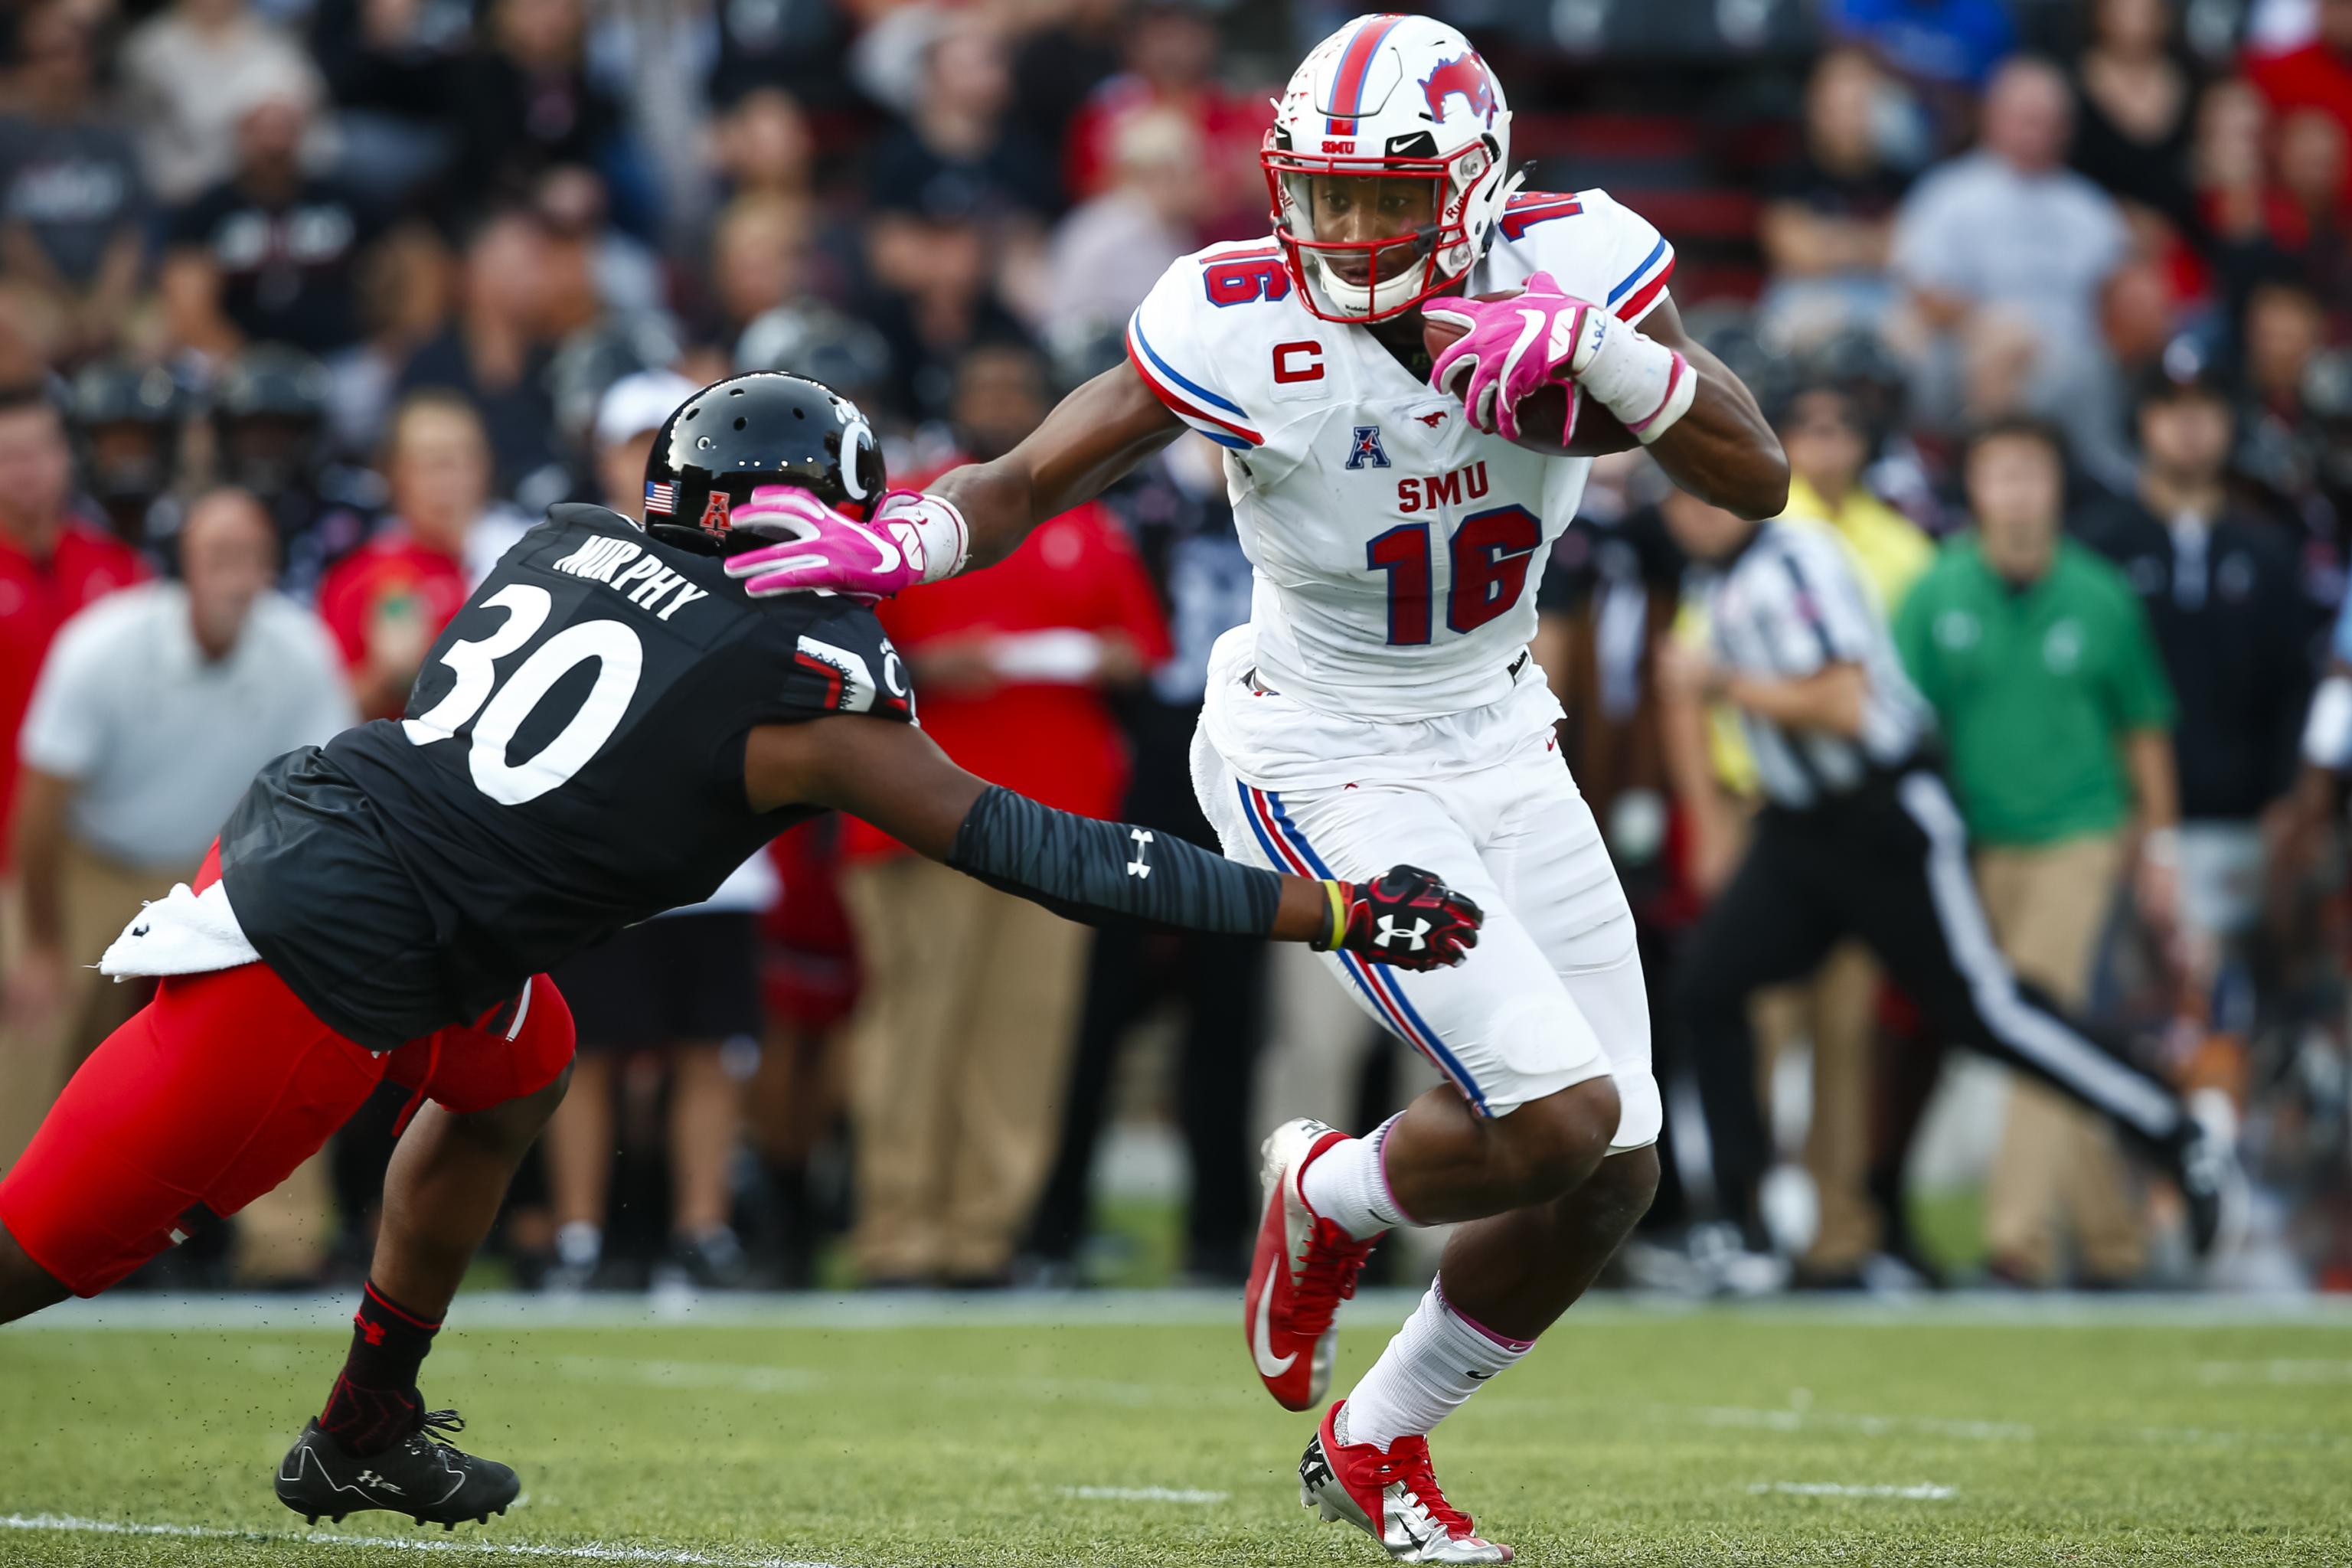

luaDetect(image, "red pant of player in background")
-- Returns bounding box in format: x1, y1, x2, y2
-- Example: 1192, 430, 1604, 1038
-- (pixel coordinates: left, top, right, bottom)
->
0, 846, 574, 1298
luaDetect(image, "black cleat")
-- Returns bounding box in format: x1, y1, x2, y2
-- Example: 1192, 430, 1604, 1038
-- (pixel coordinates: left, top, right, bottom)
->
276, 1409, 519, 1529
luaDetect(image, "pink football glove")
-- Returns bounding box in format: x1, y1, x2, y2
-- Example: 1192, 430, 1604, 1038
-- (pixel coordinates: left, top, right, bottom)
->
1423, 270, 1606, 445
721, 485, 969, 603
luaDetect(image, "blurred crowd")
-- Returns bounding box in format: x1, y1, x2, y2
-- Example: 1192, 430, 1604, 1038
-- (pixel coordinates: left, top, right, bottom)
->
0, 0, 2344, 1296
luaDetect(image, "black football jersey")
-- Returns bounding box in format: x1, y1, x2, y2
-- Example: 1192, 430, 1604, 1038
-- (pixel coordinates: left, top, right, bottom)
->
219, 503, 914, 1050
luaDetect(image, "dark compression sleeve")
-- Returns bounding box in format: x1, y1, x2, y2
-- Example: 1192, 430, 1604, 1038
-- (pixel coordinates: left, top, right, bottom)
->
946, 786, 1284, 936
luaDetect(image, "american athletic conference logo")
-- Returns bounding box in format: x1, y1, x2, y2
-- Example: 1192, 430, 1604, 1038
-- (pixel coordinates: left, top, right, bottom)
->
1345, 425, 1392, 470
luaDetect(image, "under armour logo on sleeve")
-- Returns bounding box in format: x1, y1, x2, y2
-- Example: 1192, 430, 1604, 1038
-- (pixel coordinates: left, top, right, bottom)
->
1128, 829, 1155, 879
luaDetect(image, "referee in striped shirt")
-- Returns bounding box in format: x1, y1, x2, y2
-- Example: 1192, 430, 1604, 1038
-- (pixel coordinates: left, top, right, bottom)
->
1653, 494, 2237, 1259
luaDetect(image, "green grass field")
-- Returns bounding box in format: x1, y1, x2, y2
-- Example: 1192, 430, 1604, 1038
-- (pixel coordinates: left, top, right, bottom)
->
2, 1293, 2347, 1566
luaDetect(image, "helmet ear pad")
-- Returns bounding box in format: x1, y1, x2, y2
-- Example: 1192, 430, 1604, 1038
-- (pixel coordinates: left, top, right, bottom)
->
642, 372, 887, 555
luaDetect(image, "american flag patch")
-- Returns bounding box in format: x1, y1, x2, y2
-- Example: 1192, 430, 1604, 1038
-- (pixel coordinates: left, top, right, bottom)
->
645, 480, 676, 515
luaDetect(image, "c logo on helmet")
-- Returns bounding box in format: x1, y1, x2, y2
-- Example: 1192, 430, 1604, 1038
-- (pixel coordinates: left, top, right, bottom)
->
840, 418, 874, 502
699, 490, 731, 538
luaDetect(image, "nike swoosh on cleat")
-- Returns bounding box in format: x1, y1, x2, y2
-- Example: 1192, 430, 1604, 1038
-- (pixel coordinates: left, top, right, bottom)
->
1252, 1267, 1296, 1379
1393, 1508, 1433, 1553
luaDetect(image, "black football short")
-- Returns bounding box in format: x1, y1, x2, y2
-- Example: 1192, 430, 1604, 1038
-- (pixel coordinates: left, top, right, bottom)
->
549, 913, 764, 1054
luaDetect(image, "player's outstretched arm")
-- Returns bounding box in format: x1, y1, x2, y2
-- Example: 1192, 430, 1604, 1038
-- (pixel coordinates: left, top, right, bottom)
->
930, 363, 1187, 570
743, 716, 1480, 969
725, 368, 1184, 602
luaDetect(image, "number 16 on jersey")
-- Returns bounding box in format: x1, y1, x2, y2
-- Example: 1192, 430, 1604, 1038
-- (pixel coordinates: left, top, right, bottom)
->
1365, 504, 1543, 646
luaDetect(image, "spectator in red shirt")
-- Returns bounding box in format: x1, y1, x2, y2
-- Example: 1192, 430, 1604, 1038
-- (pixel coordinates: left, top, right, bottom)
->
0, 386, 143, 876
2246, 0, 2352, 208
0, 384, 142, 1169
2265, 109, 2352, 313
318, 391, 526, 720
841, 342, 1171, 1286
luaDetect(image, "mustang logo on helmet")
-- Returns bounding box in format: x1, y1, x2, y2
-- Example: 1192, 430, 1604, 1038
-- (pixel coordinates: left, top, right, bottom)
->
1420, 53, 1497, 127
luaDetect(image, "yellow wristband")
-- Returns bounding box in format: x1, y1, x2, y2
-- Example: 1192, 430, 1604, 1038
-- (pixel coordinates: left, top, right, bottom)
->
1318, 880, 1349, 952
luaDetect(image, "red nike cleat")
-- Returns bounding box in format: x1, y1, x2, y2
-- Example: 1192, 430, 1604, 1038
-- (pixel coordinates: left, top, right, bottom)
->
1299, 1400, 1513, 1563
1244, 1118, 1380, 1411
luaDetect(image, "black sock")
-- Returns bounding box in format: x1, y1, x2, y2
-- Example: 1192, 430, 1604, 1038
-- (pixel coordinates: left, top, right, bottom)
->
318, 1280, 439, 1456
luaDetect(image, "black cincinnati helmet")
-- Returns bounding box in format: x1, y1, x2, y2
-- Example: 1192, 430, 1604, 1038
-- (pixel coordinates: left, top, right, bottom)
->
212, 343, 330, 426
67, 359, 185, 508
67, 358, 184, 430
734, 304, 891, 405
642, 371, 884, 555
210, 344, 330, 492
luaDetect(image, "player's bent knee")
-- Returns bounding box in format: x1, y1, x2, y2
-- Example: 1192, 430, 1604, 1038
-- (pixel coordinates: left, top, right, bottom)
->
1588, 1144, 1661, 1228
454, 1060, 573, 1155
1501, 1076, 1621, 1204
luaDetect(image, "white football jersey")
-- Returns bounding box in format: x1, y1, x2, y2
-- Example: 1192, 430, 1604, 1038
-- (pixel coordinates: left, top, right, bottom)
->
1125, 188, 1675, 722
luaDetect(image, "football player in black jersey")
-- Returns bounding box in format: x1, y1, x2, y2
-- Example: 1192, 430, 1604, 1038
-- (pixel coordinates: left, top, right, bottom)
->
0, 372, 1484, 1530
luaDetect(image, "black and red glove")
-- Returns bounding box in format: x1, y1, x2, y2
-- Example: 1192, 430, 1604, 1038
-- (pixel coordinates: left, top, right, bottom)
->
1312, 864, 1483, 971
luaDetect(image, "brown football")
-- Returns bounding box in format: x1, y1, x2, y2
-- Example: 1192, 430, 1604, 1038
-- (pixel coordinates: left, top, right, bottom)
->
1423, 291, 1635, 456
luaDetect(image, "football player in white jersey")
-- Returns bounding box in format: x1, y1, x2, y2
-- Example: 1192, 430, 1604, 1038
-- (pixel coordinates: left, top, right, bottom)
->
724, 14, 1787, 1561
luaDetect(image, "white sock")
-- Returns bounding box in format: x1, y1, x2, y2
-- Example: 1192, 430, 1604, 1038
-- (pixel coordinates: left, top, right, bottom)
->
555, 1222, 602, 1269
1341, 1281, 1534, 1453
1299, 1114, 1412, 1240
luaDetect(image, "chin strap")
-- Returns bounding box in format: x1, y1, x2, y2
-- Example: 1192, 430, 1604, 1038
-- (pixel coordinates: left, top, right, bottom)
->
1454, 163, 1524, 282
1491, 164, 1530, 218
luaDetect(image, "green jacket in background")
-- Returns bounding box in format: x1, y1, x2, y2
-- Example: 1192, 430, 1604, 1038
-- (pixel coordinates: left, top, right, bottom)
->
1893, 537, 2175, 848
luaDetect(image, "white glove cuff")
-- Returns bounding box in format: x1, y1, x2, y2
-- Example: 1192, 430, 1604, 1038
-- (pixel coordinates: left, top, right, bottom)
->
1574, 317, 1697, 444
880, 490, 970, 584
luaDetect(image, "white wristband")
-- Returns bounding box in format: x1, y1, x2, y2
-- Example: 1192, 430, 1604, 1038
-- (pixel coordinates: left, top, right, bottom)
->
880, 490, 969, 584
1574, 316, 1697, 444
2302, 673, 2352, 768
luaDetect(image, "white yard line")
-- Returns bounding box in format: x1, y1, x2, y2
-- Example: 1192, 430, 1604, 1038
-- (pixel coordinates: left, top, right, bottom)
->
1689, 1405, 2034, 1442
1666, 1402, 2351, 1452
0, 1513, 845, 1566
2196, 1358, 2352, 1384
1749, 1482, 1955, 1500
1059, 1487, 1229, 1504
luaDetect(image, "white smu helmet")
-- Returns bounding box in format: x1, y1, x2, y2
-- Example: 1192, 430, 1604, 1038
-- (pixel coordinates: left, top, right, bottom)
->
1263, 13, 1519, 324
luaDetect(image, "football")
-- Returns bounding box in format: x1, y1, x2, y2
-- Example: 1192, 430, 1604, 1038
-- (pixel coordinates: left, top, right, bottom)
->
1423, 291, 1635, 456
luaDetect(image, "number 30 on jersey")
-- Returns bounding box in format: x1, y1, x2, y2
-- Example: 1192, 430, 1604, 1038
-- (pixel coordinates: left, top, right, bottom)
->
403, 585, 642, 805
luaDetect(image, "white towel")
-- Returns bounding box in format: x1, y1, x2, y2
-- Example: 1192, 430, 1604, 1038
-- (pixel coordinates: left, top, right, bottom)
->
97, 879, 262, 978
